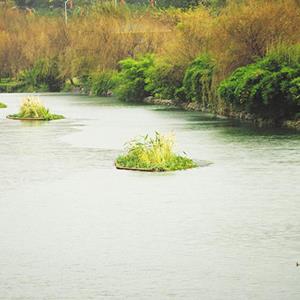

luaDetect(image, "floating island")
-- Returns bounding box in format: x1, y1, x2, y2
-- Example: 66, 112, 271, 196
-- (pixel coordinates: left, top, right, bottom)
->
115, 132, 199, 172
7, 96, 64, 121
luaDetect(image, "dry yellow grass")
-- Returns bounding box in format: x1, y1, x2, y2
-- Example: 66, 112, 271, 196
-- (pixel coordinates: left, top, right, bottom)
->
0, 0, 299, 82
161, 7, 213, 66
0, 5, 171, 79
212, 0, 300, 79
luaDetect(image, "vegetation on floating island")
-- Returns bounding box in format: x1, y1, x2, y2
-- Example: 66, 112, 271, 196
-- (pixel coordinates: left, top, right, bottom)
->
116, 132, 197, 172
7, 96, 64, 120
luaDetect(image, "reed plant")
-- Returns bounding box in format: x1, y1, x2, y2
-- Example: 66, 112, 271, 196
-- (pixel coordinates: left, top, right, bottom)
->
7, 96, 64, 120
116, 132, 197, 171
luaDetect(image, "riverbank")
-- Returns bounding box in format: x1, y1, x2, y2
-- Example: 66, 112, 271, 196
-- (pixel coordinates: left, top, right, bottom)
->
1, 1, 299, 128
142, 96, 300, 131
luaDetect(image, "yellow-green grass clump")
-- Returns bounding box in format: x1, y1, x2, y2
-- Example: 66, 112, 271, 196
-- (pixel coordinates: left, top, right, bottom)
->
0, 102, 7, 108
115, 132, 197, 172
7, 96, 64, 120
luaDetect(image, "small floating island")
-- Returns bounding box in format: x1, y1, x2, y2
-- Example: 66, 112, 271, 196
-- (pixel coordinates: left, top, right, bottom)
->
7, 96, 64, 121
115, 132, 198, 172
0, 102, 7, 108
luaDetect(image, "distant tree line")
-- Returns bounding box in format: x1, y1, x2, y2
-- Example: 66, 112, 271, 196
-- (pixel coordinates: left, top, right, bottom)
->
13, 0, 227, 9
126, 0, 226, 8
14, 0, 63, 9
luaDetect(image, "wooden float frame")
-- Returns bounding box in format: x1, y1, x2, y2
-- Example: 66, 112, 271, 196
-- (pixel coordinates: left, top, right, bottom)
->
115, 162, 164, 172
6, 115, 47, 121
115, 160, 212, 172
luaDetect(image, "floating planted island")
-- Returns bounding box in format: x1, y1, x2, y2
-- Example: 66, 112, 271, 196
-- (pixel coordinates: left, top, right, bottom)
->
115, 132, 198, 172
0, 102, 7, 108
7, 96, 64, 121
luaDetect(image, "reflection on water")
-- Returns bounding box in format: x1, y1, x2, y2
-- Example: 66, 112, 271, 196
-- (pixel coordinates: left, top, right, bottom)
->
0, 93, 299, 299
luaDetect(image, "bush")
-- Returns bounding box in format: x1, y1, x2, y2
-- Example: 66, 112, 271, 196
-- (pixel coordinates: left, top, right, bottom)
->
0, 102, 7, 108
145, 58, 186, 100
218, 45, 300, 122
18, 58, 64, 92
0, 79, 24, 93
183, 54, 215, 106
114, 55, 155, 102
83, 70, 117, 96
115, 132, 197, 171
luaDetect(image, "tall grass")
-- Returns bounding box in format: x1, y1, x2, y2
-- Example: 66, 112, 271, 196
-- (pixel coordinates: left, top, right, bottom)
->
266, 43, 300, 66
0, 9, 67, 78
19, 96, 50, 119
161, 7, 213, 66
212, 0, 300, 79
8, 96, 64, 120
0, 4, 170, 80
116, 132, 197, 171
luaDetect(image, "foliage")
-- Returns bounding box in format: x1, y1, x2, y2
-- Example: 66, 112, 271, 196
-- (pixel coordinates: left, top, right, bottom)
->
13, 0, 226, 10
218, 44, 300, 122
152, 0, 200, 8
162, 7, 213, 66
145, 57, 186, 100
183, 54, 215, 106
14, 0, 64, 9
114, 54, 215, 105
204, 0, 227, 12
0, 79, 24, 93
1, 1, 300, 125
114, 54, 155, 101
18, 58, 64, 92
115, 132, 197, 171
0, 102, 7, 109
212, 0, 300, 78
82, 70, 117, 96
60, 7, 169, 79
0, 9, 67, 78
8, 96, 64, 120
0, 5, 167, 79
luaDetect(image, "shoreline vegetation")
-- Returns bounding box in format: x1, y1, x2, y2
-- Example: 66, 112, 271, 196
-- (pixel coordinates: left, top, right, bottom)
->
7, 96, 64, 121
142, 97, 300, 130
0, 0, 299, 129
0, 102, 7, 108
115, 132, 198, 172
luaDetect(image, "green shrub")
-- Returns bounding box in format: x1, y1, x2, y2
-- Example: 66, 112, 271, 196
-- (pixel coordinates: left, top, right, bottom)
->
218, 45, 300, 122
145, 58, 186, 101
115, 132, 197, 172
183, 54, 215, 107
83, 70, 117, 96
18, 58, 64, 92
0, 102, 7, 108
0, 79, 24, 93
114, 55, 155, 102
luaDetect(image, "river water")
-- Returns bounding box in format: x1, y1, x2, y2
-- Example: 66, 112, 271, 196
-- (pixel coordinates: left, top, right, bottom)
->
0, 93, 299, 299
